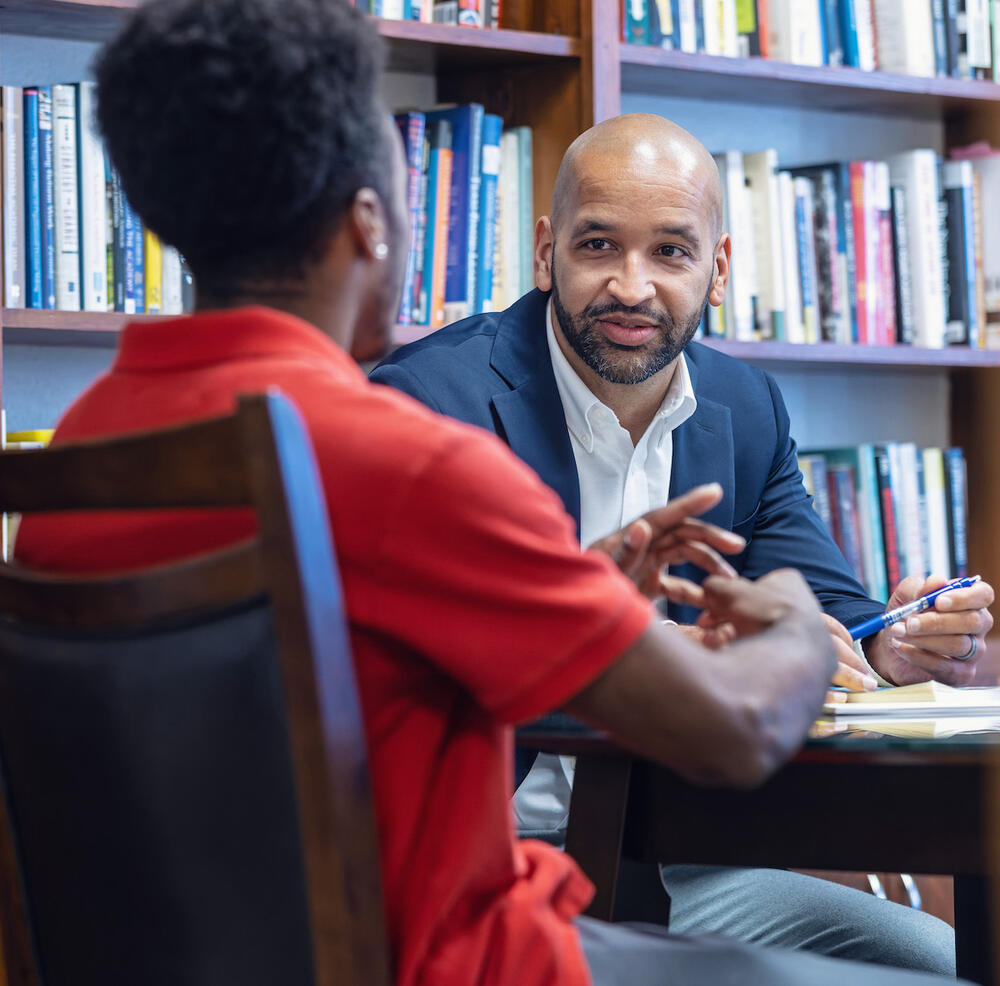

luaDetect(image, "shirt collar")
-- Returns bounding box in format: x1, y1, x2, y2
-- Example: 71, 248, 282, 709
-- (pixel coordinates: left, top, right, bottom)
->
545, 299, 696, 453
113, 305, 366, 385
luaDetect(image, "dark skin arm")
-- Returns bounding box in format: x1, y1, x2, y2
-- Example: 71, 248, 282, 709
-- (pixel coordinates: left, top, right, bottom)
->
563, 570, 837, 788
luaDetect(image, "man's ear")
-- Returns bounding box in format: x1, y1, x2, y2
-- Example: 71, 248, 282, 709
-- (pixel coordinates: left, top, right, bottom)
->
534, 216, 554, 292
349, 187, 390, 262
707, 233, 732, 306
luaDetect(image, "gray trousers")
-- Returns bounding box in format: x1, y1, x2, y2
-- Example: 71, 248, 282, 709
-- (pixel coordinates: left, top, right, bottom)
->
660, 864, 955, 975
578, 916, 967, 986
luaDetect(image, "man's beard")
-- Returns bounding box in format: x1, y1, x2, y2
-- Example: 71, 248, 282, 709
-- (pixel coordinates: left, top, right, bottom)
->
551, 261, 708, 385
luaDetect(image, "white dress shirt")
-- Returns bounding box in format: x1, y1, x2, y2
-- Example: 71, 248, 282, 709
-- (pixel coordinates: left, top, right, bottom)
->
514, 301, 697, 833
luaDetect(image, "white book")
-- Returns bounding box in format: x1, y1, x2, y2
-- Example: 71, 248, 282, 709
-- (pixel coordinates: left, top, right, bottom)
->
715, 150, 754, 340
888, 150, 946, 348
76, 82, 107, 313
161, 244, 183, 315
720, 0, 739, 57
873, 0, 935, 77
51, 83, 81, 311
922, 447, 952, 579
768, 0, 823, 66
702, 0, 722, 55
498, 129, 519, 316
2, 86, 25, 309
777, 170, 804, 343
853, 0, 877, 72
678, 0, 697, 52
743, 150, 786, 340
967, 0, 992, 69
897, 442, 927, 579
380, 0, 405, 18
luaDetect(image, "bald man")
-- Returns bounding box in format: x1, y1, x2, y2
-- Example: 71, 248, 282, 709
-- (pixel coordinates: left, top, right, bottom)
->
372, 113, 992, 973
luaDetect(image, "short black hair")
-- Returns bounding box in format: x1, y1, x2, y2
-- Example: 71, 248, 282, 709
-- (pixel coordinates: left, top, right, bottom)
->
96, 0, 388, 296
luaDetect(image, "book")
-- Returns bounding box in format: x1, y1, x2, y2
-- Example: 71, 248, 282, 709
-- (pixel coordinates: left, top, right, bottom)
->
944, 446, 969, 577
23, 88, 43, 309
76, 81, 107, 312
425, 103, 484, 324
514, 125, 533, 298
394, 111, 426, 326
475, 113, 502, 315
161, 243, 183, 315
942, 159, 978, 346
37, 86, 56, 310
777, 169, 803, 342
793, 175, 820, 343
889, 183, 915, 343
715, 150, 755, 340
873, 0, 936, 76
824, 681, 1000, 715
144, 228, 163, 314
423, 118, 452, 329
51, 83, 81, 311
496, 128, 520, 313
745, 149, 786, 340
2, 87, 25, 309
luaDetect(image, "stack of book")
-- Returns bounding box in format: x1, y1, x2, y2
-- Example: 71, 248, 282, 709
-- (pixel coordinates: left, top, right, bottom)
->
2, 82, 193, 316
703, 148, 993, 349
367, 0, 502, 27
798, 443, 968, 602
624, 0, 1000, 81
393, 106, 533, 342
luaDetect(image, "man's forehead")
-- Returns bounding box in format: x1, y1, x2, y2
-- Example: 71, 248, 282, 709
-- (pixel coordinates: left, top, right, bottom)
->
567, 168, 713, 224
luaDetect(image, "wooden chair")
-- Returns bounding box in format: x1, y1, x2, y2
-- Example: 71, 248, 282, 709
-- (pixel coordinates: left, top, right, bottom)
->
0, 392, 389, 986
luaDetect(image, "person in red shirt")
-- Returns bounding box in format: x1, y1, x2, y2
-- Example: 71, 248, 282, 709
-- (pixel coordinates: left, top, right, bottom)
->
14, 2, 968, 985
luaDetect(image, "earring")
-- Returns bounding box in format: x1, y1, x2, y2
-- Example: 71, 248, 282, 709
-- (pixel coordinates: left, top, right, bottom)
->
374, 243, 389, 260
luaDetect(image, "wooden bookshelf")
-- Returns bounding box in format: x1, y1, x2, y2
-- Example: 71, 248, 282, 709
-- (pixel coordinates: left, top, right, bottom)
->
6, 0, 1000, 590
620, 45, 1000, 116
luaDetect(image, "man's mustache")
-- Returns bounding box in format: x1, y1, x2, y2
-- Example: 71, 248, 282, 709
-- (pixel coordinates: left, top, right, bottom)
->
582, 302, 673, 328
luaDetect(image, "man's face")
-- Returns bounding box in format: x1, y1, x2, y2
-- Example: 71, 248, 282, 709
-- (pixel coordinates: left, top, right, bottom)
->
542, 153, 722, 385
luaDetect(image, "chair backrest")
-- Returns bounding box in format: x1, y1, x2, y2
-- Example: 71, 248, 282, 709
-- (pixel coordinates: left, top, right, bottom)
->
0, 392, 389, 986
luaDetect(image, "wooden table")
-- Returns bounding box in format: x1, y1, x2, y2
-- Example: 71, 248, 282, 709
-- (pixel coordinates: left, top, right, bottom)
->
522, 718, 1000, 986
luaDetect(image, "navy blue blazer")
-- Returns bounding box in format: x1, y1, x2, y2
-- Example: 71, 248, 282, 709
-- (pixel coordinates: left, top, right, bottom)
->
372, 288, 882, 629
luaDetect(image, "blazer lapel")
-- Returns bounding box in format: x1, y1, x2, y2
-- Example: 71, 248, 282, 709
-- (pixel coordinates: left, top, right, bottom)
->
667, 356, 735, 622
488, 291, 582, 532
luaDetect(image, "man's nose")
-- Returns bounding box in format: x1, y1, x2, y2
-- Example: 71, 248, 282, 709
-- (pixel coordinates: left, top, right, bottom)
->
607, 255, 656, 308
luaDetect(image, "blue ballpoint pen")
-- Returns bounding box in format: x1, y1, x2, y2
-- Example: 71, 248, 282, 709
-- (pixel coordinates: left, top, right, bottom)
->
847, 575, 982, 641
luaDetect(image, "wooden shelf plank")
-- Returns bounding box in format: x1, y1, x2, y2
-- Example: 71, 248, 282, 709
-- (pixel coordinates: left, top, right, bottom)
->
620, 45, 1000, 116
1, 309, 167, 334
699, 337, 1000, 368
0, 1, 580, 64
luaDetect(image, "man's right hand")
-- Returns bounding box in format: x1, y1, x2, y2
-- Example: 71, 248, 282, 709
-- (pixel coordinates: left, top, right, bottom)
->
588, 483, 745, 599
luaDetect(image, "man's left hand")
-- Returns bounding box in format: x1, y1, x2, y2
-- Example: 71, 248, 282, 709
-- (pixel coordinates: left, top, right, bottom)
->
863, 574, 995, 686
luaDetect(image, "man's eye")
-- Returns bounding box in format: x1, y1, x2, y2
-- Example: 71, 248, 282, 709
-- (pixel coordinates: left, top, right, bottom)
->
582, 238, 610, 250
658, 245, 685, 258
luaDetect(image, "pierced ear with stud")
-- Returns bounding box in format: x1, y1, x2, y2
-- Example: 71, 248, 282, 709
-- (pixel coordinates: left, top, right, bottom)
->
374, 243, 389, 260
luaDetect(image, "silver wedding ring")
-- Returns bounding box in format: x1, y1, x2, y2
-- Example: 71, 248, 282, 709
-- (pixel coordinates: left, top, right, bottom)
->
957, 636, 979, 662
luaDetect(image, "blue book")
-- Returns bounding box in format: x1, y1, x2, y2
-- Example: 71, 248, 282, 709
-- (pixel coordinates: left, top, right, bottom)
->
132, 210, 145, 314
37, 86, 56, 310
943, 447, 968, 577
394, 111, 426, 325
475, 113, 502, 316
23, 88, 43, 309
419, 119, 451, 328
816, 0, 828, 65
837, 0, 860, 68
123, 192, 136, 313
822, 0, 843, 65
424, 103, 484, 323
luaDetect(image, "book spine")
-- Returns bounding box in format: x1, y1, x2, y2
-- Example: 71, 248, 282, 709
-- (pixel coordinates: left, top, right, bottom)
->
394, 112, 426, 325
858, 444, 888, 602
809, 455, 833, 531
76, 82, 108, 312
37, 87, 56, 310
875, 445, 903, 590
823, 0, 843, 64
23, 89, 42, 309
874, 162, 896, 346
777, 170, 803, 342
144, 227, 163, 313
626, 0, 650, 43
111, 168, 126, 312
476, 115, 502, 315
972, 169, 986, 347
890, 184, 915, 343
830, 464, 865, 584
834, 163, 858, 342
2, 88, 25, 309
849, 161, 868, 343
516, 126, 533, 298
133, 214, 145, 314
922, 447, 952, 578
946, 0, 962, 75
853, 0, 877, 70
793, 176, 820, 343
839, 0, 861, 66
104, 154, 115, 310
411, 128, 431, 324
678, 0, 698, 50
943, 165, 972, 344
51, 84, 81, 311
932, 0, 950, 74
161, 243, 183, 315
180, 254, 195, 312
944, 447, 968, 576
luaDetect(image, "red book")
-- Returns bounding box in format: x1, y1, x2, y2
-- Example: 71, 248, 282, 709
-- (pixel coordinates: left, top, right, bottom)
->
849, 161, 869, 344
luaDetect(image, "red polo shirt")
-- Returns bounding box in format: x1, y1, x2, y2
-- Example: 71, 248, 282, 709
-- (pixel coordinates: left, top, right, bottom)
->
16, 307, 653, 986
